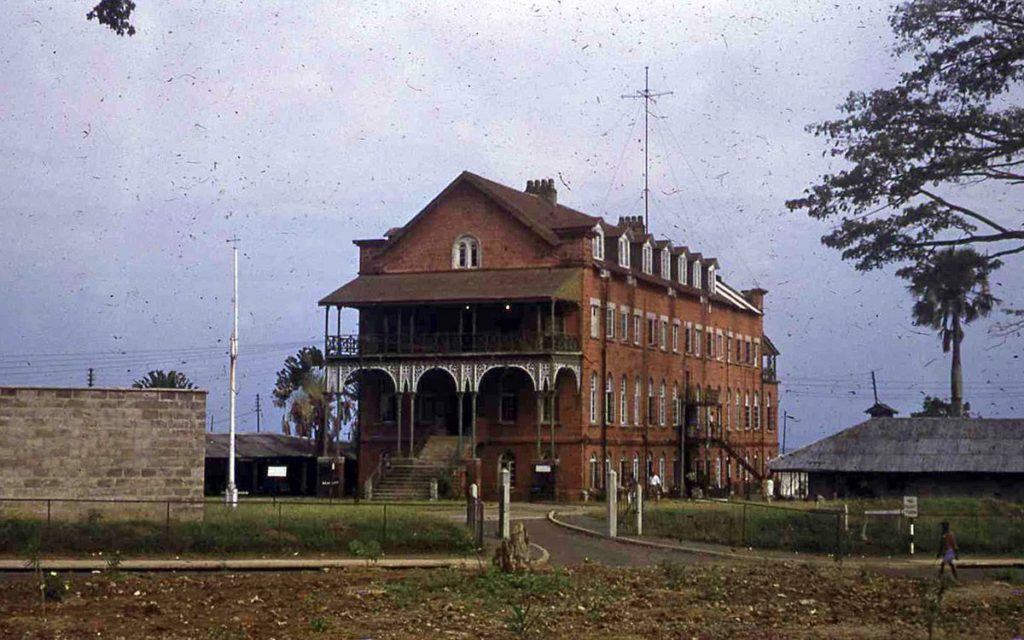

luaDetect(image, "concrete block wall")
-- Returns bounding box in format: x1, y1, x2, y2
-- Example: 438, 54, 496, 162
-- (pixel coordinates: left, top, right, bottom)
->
0, 386, 206, 519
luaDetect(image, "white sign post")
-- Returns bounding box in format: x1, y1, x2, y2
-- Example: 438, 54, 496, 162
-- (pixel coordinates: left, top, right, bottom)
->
607, 469, 618, 538
903, 496, 918, 554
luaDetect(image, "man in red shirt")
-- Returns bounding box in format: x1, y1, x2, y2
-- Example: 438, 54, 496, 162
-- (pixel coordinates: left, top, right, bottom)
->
937, 521, 958, 579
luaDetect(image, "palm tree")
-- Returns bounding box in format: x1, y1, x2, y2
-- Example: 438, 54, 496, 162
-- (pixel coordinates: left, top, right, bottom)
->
900, 249, 1001, 417
273, 347, 357, 456
132, 369, 196, 389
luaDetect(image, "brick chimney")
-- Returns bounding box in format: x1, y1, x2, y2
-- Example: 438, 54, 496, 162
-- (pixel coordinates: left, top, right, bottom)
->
742, 287, 767, 311
617, 215, 646, 234
526, 178, 557, 205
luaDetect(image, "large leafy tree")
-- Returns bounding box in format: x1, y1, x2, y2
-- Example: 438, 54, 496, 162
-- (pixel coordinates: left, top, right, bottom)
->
273, 347, 356, 456
788, 1, 1024, 271
132, 369, 196, 389
87, 0, 136, 36
901, 248, 1000, 416
911, 395, 972, 417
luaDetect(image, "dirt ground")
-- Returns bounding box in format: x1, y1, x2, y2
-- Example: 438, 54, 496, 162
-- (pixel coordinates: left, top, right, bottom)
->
2, 558, 1022, 639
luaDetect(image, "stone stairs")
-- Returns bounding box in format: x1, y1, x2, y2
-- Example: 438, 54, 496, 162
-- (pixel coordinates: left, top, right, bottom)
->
372, 436, 459, 501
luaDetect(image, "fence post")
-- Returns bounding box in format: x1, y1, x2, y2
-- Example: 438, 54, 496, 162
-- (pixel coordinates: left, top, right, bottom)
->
635, 484, 643, 536
607, 469, 618, 538
467, 483, 478, 527
498, 469, 511, 540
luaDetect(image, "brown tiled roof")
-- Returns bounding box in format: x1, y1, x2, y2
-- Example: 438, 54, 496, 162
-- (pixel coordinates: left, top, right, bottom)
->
319, 268, 582, 307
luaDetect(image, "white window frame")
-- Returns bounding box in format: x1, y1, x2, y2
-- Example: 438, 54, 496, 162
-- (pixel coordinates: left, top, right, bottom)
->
659, 317, 669, 350
754, 393, 761, 430
452, 235, 481, 269
677, 253, 687, 284
592, 224, 605, 261
619, 307, 629, 342
659, 381, 666, 426
620, 376, 628, 425
660, 249, 671, 279
708, 265, 716, 294
642, 241, 653, 274
589, 300, 601, 339
633, 376, 641, 426
605, 374, 614, 424
589, 373, 598, 424
605, 303, 616, 339
684, 322, 693, 354
618, 236, 630, 268
693, 260, 702, 288
672, 383, 679, 426
633, 312, 642, 346
671, 320, 680, 353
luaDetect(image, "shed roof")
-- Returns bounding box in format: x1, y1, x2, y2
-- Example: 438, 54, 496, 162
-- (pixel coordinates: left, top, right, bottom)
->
769, 417, 1024, 474
205, 433, 346, 459
319, 267, 581, 307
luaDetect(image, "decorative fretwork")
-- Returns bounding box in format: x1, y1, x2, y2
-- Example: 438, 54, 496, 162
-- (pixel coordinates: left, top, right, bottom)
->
325, 355, 581, 394
325, 332, 579, 358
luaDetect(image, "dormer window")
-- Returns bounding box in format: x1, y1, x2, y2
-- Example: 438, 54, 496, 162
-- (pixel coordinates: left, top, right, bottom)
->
642, 242, 653, 274
692, 260, 702, 288
677, 254, 687, 284
660, 249, 671, 280
708, 265, 717, 294
453, 235, 481, 269
618, 236, 630, 268
592, 225, 605, 260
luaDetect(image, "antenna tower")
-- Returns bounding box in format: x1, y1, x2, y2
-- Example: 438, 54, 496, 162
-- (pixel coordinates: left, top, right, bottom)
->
622, 66, 673, 231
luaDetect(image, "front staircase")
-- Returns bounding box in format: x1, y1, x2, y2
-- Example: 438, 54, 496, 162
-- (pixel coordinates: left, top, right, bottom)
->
372, 436, 460, 501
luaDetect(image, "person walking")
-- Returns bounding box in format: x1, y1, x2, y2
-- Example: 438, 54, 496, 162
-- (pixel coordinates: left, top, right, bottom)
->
649, 472, 663, 502
937, 521, 959, 579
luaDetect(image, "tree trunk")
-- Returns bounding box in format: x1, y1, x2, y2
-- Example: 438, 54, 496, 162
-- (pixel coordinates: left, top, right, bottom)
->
950, 315, 964, 417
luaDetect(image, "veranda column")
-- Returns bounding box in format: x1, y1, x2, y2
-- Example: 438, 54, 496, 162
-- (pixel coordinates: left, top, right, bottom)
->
535, 391, 543, 459
457, 390, 465, 455
548, 391, 556, 460
470, 391, 478, 453
396, 391, 404, 457
409, 391, 416, 457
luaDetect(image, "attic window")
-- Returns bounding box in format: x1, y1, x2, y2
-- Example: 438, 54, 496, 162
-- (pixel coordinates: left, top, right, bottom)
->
453, 235, 481, 269
692, 260, 702, 288
677, 255, 687, 284
660, 249, 670, 280
708, 265, 717, 294
592, 225, 605, 261
642, 242, 653, 274
618, 236, 630, 268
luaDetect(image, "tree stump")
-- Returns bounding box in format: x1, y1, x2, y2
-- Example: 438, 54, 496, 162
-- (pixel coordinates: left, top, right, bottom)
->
493, 522, 531, 573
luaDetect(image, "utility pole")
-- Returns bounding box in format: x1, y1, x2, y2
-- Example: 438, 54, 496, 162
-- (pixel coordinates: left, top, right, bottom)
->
87, 368, 95, 388
226, 238, 240, 507
622, 66, 672, 232
255, 394, 262, 434
871, 371, 879, 404
782, 412, 799, 455
209, 416, 214, 433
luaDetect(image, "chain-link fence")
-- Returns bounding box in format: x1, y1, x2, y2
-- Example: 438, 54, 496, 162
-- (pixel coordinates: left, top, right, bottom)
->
0, 497, 474, 557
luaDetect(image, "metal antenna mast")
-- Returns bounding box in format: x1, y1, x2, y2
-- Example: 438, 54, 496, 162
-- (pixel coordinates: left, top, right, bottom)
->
226, 238, 240, 507
622, 66, 672, 231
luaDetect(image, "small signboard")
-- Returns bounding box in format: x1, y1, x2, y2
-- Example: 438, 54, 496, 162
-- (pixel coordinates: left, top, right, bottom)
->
267, 465, 288, 478
902, 496, 918, 518
534, 464, 552, 473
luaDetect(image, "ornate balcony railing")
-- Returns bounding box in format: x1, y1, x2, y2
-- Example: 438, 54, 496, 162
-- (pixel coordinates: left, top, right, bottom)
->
326, 332, 580, 358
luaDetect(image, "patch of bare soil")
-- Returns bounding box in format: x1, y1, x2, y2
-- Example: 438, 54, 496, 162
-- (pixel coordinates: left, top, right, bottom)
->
1, 560, 1021, 639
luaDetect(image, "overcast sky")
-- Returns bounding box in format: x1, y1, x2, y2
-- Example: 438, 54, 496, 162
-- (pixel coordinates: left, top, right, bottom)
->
1, 1, 1021, 449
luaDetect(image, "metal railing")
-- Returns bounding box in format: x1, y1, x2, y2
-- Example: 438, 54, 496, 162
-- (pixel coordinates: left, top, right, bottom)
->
326, 332, 580, 357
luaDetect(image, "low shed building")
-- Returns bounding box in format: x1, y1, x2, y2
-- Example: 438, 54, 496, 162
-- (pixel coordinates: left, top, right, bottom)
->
205, 433, 355, 497
769, 415, 1024, 502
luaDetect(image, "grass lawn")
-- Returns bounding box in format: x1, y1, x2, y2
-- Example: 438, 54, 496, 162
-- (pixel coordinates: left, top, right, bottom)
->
628, 497, 1024, 557
0, 500, 475, 558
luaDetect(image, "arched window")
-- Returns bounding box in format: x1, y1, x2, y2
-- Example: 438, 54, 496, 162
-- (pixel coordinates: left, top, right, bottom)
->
589, 454, 598, 489
592, 225, 605, 260
672, 383, 679, 426
642, 242, 653, 274
647, 378, 655, 425
633, 376, 641, 426
452, 235, 481, 269
659, 380, 666, 426
754, 393, 761, 430
589, 373, 597, 424
605, 374, 614, 424
620, 375, 628, 425
618, 235, 630, 268
744, 393, 751, 430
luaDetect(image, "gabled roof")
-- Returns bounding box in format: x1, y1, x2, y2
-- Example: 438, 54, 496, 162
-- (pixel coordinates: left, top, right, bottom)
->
377, 171, 598, 252
769, 418, 1024, 474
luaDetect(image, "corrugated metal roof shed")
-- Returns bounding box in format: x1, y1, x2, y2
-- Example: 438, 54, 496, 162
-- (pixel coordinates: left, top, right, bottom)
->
769, 417, 1024, 474
205, 433, 352, 459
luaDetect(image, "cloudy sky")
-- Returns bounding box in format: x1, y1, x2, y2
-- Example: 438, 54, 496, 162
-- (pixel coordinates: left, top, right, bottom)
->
2, 1, 1021, 449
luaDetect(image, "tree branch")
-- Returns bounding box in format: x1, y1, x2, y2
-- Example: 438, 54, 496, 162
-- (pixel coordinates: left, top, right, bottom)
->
917, 189, 1013, 233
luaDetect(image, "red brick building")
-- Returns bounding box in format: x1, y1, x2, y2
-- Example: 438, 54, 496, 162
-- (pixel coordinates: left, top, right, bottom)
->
320, 172, 779, 501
